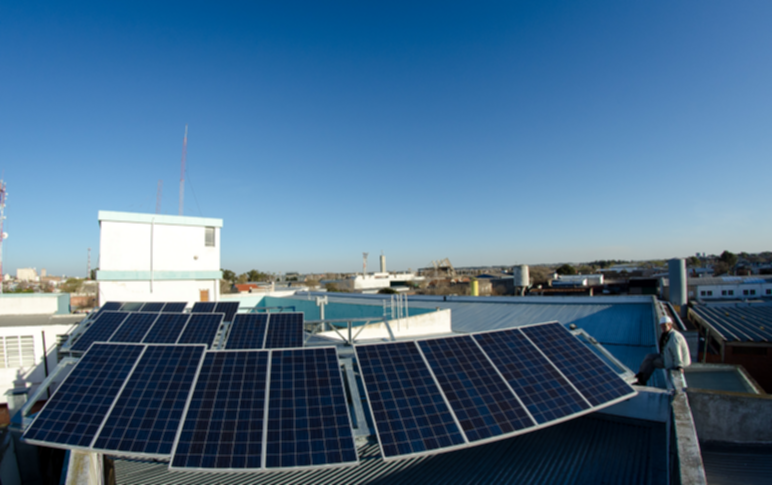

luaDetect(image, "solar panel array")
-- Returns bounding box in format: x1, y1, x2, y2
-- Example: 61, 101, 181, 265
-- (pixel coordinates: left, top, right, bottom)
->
191, 301, 240, 322
70, 311, 131, 352
170, 346, 357, 471
177, 313, 224, 348
225, 312, 305, 350
355, 321, 636, 460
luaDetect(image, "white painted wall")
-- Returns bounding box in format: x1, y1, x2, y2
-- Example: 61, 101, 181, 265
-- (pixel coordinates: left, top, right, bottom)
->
695, 283, 771, 299
0, 296, 60, 315
0, 321, 79, 404
319, 309, 451, 341
100, 221, 220, 272
98, 280, 220, 307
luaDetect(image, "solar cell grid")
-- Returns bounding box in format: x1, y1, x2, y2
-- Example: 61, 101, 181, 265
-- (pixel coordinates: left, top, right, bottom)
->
170, 351, 269, 470
142, 313, 190, 344
93, 345, 205, 457
473, 329, 590, 424
521, 323, 633, 407
101, 302, 123, 311
265, 348, 358, 468
139, 302, 165, 312
109, 312, 160, 343
225, 314, 268, 350
177, 314, 223, 348
71, 311, 131, 352
264, 313, 304, 349
161, 302, 187, 313
191, 302, 216, 313
355, 341, 465, 459
418, 336, 535, 442
214, 302, 240, 322
23, 343, 145, 449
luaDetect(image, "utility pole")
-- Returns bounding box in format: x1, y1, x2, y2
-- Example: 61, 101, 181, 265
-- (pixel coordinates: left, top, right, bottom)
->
156, 180, 163, 214
87, 248, 91, 280
0, 180, 6, 294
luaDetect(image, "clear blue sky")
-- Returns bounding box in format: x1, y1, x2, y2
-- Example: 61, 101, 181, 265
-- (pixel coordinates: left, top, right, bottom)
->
2, 1, 771, 277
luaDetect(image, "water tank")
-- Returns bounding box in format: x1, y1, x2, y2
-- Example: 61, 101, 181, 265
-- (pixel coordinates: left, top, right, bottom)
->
513, 265, 529, 287
380, 254, 386, 273
668, 258, 687, 307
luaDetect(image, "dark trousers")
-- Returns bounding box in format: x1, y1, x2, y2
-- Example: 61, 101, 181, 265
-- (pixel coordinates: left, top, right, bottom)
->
636, 353, 664, 385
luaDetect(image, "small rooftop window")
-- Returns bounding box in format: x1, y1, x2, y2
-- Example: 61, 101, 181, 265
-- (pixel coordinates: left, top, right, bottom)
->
205, 227, 215, 247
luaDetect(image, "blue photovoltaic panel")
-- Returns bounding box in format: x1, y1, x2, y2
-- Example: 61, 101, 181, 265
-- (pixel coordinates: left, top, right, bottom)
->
142, 314, 190, 344
139, 302, 165, 312
191, 302, 216, 313
264, 313, 304, 349
23, 343, 145, 449
161, 302, 187, 313
177, 314, 223, 348
418, 336, 536, 442
473, 329, 590, 424
171, 351, 269, 470
214, 302, 240, 322
225, 314, 268, 350
356, 341, 465, 459
521, 323, 634, 407
265, 348, 358, 468
120, 302, 145, 312
109, 313, 160, 343
71, 311, 131, 352
101, 302, 123, 311
92, 345, 205, 457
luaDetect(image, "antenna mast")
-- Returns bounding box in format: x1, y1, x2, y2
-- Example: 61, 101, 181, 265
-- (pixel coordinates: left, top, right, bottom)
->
156, 180, 163, 214
179, 125, 188, 216
362, 252, 369, 277
0, 180, 6, 294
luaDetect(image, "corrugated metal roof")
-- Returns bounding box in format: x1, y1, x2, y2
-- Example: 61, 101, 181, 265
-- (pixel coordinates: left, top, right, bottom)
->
690, 306, 772, 343
114, 414, 666, 485
701, 443, 772, 485
688, 276, 772, 286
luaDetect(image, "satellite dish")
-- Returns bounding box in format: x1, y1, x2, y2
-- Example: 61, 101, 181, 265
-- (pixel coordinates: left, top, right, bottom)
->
2, 232, 7, 239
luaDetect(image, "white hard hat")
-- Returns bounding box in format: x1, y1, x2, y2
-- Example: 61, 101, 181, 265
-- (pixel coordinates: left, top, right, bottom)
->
659, 316, 673, 325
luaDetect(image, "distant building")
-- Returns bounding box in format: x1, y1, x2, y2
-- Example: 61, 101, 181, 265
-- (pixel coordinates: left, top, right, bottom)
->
15, 268, 38, 282
96, 211, 223, 304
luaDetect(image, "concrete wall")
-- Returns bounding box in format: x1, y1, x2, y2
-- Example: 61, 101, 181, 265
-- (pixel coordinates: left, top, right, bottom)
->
0, 294, 69, 315
687, 389, 772, 444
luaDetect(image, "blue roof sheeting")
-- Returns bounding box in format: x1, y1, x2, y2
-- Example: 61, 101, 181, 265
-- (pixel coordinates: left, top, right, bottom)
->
690, 305, 772, 343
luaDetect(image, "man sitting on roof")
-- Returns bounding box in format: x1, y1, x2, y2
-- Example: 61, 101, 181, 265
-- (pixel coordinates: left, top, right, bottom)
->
635, 315, 691, 386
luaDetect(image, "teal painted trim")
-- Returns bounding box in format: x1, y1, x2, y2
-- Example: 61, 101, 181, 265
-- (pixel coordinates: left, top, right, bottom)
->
96, 270, 223, 281
98, 210, 223, 228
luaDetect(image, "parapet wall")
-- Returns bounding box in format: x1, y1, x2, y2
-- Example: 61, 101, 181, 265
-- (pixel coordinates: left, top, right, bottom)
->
687, 389, 772, 444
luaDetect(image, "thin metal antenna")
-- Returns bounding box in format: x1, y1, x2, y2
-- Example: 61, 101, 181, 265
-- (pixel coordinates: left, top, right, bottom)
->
179, 125, 188, 216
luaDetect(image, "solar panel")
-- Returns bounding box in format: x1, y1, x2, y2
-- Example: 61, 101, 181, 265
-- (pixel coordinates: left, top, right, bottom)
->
170, 350, 269, 470
418, 335, 535, 443
142, 313, 191, 344
23, 343, 145, 449
120, 302, 145, 312
109, 312, 160, 343
214, 302, 240, 322
473, 328, 590, 424
161, 302, 188, 313
264, 313, 305, 349
71, 311, 131, 352
355, 341, 466, 459
92, 345, 206, 457
177, 313, 223, 348
139, 302, 165, 312
191, 302, 216, 313
100, 302, 123, 312
225, 314, 269, 350
265, 348, 358, 468
520, 323, 633, 407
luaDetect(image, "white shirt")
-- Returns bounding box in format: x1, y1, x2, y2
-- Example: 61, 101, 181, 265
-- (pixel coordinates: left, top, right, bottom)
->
662, 330, 691, 370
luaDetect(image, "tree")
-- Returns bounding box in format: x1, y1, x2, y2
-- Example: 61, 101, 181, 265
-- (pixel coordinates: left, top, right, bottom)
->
713, 262, 730, 276
222, 269, 237, 284
59, 278, 84, 293
687, 256, 701, 267
555, 264, 577, 275
719, 251, 738, 273
237, 273, 248, 284
247, 269, 269, 282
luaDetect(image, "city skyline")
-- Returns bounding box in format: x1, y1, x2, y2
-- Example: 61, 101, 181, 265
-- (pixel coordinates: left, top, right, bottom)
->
2, 2, 771, 276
